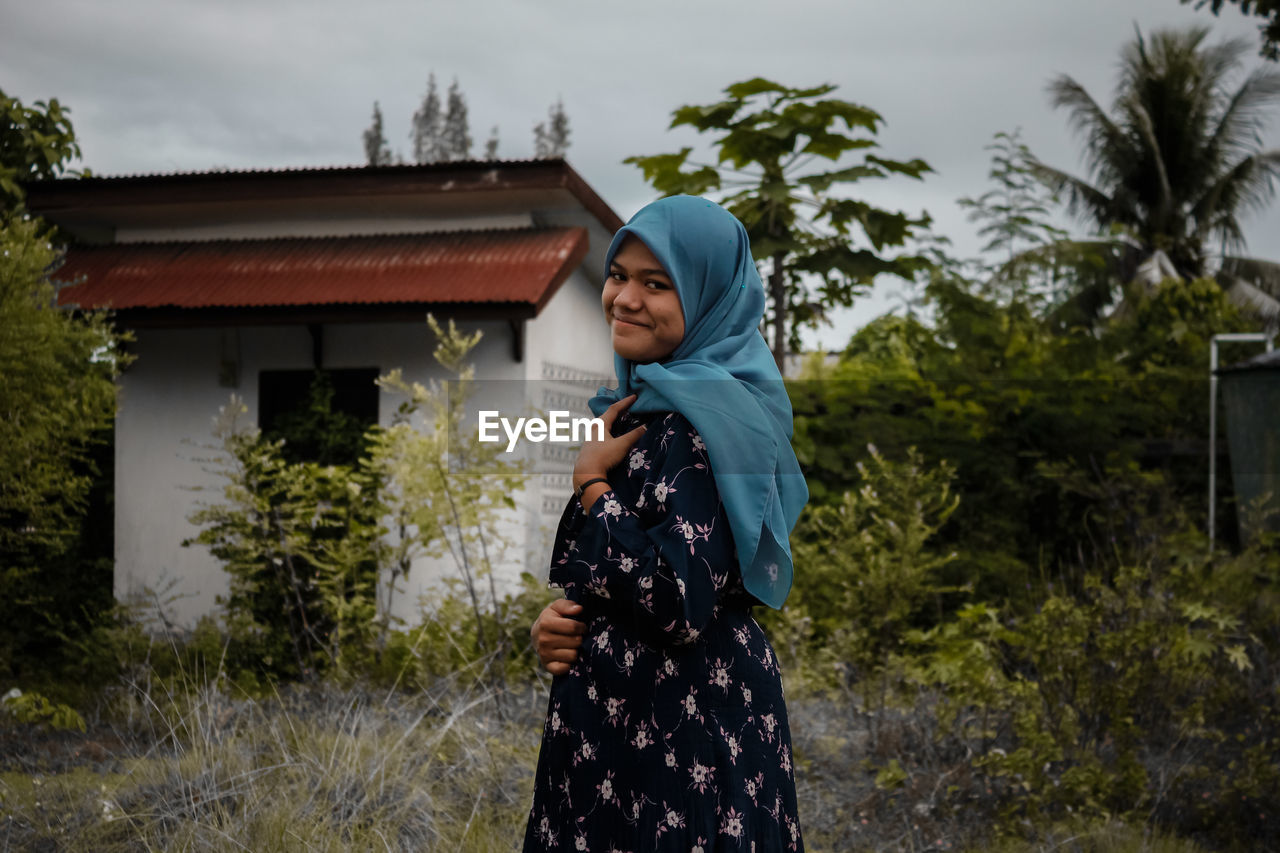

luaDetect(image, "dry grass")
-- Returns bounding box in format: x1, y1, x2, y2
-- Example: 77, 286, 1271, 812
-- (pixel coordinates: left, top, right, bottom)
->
1, 674, 1212, 853
787, 689, 1212, 853
1, 672, 545, 852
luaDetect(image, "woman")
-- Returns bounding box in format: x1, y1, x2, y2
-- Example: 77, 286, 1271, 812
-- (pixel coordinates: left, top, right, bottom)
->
524, 195, 809, 852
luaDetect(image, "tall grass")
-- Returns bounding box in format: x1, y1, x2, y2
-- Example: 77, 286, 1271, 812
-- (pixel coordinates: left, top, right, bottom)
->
1, 671, 544, 852
2, 671, 1216, 853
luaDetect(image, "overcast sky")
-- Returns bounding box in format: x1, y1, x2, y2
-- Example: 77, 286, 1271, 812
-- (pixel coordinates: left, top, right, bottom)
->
4, 0, 1278, 348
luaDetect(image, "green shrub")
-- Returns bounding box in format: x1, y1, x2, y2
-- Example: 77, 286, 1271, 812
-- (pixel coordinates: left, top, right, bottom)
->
2, 687, 86, 732
763, 445, 962, 701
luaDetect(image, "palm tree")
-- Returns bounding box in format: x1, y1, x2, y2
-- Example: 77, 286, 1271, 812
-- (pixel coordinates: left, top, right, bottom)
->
1030, 25, 1280, 327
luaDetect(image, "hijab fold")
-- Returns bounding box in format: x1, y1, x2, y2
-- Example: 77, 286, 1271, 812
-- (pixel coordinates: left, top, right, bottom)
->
588, 195, 808, 609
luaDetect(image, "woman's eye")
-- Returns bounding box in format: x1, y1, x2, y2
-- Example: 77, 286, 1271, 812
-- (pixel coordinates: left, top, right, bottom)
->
645, 280, 670, 290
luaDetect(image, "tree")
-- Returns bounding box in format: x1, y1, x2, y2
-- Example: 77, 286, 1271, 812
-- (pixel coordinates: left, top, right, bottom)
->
625, 78, 932, 367
484, 125, 500, 160
411, 73, 448, 164
362, 101, 393, 167
533, 98, 570, 158
1183, 0, 1280, 60
441, 78, 472, 161
0, 92, 118, 677
1, 216, 127, 674
1, 89, 88, 211
1029, 26, 1280, 325
957, 129, 1071, 301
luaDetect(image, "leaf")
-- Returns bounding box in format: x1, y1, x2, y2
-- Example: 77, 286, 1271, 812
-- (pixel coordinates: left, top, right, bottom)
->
874, 757, 909, 789
866, 154, 933, 180
800, 130, 868, 160
670, 101, 740, 131
724, 77, 790, 99
797, 163, 883, 192
1225, 644, 1253, 671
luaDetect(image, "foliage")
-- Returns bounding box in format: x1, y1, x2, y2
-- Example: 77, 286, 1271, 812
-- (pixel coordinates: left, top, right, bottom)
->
960, 130, 1068, 265
410, 74, 473, 163
625, 77, 933, 364
770, 430, 1279, 847
484, 124, 500, 159
0, 88, 88, 211
367, 572, 556, 691
533, 98, 570, 158
441, 78, 472, 161
0, 216, 127, 679
366, 316, 527, 662
361, 101, 394, 167
790, 267, 1250, 606
904, 513, 1280, 844
1184, 0, 1280, 60
184, 316, 528, 688
1029, 26, 1280, 325
410, 72, 448, 165
957, 129, 1076, 308
262, 369, 370, 467
760, 446, 961, 699
778, 215, 1276, 844
2, 688, 86, 732
185, 399, 384, 680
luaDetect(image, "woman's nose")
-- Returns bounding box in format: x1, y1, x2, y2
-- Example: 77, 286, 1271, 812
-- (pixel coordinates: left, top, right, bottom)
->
614, 280, 644, 309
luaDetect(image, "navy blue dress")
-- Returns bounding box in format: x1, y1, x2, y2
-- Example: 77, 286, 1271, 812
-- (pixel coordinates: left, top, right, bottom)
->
523, 410, 804, 852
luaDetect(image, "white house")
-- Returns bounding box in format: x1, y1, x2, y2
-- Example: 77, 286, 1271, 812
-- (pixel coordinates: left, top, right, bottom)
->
27, 160, 622, 628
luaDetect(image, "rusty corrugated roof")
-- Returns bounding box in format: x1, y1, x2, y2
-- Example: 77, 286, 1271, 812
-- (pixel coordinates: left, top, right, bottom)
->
54, 227, 589, 313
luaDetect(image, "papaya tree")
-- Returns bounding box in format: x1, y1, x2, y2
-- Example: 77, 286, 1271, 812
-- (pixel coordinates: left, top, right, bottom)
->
625, 78, 933, 366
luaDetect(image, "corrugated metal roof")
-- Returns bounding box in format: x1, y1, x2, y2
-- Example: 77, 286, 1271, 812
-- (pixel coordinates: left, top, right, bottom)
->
70, 158, 560, 181
54, 227, 589, 312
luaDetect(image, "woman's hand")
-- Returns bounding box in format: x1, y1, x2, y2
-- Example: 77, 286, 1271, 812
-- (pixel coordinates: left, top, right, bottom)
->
531, 598, 586, 676
572, 394, 646, 506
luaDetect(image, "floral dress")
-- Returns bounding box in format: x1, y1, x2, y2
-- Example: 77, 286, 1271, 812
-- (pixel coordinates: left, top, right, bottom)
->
523, 410, 804, 852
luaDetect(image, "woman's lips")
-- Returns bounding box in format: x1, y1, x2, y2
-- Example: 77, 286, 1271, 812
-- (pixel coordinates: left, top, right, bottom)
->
613, 316, 648, 328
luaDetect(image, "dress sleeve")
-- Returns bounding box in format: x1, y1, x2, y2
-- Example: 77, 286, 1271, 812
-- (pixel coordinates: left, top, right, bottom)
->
548, 415, 733, 646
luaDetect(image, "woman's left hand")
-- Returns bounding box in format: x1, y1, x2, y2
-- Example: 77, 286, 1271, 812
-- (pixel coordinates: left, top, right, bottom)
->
571, 394, 645, 491
531, 598, 586, 676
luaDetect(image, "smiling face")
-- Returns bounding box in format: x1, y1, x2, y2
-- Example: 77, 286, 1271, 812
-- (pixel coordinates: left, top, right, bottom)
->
603, 235, 685, 363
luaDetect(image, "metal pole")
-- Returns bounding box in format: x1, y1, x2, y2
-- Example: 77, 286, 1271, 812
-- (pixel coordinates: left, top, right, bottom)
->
1208, 332, 1276, 552
1209, 340, 1218, 551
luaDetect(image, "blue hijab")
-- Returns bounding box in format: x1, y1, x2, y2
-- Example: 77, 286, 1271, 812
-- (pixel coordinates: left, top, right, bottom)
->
589, 195, 808, 609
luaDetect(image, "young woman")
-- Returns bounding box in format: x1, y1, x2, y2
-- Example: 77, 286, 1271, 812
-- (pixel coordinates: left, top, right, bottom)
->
523, 195, 809, 852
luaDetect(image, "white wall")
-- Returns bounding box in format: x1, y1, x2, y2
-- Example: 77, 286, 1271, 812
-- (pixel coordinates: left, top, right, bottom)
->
519, 268, 616, 584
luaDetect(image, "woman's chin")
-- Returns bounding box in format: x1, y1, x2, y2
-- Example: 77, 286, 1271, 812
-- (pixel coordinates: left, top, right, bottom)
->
612, 342, 662, 363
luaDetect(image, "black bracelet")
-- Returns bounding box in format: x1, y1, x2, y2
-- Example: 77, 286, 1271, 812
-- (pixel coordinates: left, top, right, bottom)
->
574, 477, 609, 499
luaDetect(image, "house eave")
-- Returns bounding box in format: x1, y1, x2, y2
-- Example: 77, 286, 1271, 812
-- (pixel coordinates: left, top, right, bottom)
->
23, 159, 625, 238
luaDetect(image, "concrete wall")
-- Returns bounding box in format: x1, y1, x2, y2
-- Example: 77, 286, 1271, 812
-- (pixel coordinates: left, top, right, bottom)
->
519, 268, 615, 587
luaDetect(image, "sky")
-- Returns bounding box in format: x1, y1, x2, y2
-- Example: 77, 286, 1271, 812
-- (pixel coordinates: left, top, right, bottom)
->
3, 0, 1278, 350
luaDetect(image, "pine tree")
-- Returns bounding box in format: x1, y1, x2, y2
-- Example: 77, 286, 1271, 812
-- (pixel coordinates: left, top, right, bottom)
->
362, 101, 393, 167
441, 78, 472, 161
411, 73, 446, 164
484, 125, 500, 160
533, 98, 570, 158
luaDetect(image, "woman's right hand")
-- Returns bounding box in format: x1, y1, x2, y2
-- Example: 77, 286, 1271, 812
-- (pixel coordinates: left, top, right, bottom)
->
531, 598, 586, 676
